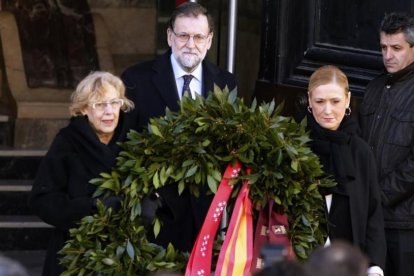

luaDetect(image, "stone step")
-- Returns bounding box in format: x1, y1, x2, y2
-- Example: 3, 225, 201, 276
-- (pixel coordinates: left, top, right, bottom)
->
0, 180, 33, 215
0, 191, 31, 215
0, 216, 52, 228
0, 228, 52, 251
0, 216, 52, 251
0, 150, 45, 179
0, 150, 47, 157
0, 150, 50, 252
0, 179, 32, 191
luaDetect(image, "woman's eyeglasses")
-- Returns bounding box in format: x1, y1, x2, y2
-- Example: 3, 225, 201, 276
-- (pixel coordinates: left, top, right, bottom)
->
91, 99, 124, 111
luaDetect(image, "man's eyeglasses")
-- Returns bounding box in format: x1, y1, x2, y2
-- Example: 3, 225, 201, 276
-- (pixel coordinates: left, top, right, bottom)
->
91, 99, 124, 111
171, 29, 210, 44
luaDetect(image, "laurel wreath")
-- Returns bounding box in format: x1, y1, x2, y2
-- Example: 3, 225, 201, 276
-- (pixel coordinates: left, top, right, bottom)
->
60, 87, 334, 275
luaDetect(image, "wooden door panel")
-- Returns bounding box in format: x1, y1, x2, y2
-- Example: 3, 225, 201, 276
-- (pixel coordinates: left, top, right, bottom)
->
257, 0, 414, 99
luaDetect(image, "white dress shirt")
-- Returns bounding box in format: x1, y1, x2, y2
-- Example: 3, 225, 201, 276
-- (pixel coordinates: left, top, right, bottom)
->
170, 54, 203, 100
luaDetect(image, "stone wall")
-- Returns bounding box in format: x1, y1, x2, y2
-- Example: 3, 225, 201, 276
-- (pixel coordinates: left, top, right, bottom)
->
89, 0, 157, 74
0, 0, 262, 149
0, 2, 158, 149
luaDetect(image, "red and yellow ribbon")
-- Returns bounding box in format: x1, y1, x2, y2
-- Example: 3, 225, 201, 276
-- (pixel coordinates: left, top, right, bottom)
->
215, 181, 253, 276
185, 162, 243, 276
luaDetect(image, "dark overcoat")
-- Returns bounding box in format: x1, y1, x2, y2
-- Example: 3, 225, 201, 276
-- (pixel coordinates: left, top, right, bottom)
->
360, 62, 414, 229
309, 116, 386, 268
120, 51, 237, 252
29, 116, 121, 275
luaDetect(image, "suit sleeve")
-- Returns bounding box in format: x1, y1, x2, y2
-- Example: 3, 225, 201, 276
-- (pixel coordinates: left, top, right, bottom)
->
365, 150, 386, 269
28, 135, 95, 230
220, 70, 237, 92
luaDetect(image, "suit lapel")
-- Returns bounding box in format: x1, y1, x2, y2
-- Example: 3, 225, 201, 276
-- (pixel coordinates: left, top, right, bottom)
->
202, 60, 220, 97
152, 52, 180, 112
151, 53, 222, 105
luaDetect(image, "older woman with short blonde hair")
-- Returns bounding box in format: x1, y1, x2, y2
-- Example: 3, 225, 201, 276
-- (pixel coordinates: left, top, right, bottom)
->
29, 71, 134, 275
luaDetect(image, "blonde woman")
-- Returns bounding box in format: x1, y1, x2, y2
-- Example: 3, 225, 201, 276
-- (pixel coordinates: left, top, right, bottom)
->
29, 71, 134, 275
306, 65, 386, 276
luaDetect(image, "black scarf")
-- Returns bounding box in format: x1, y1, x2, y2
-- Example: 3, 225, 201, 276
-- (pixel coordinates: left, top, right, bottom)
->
60, 116, 121, 177
307, 114, 357, 195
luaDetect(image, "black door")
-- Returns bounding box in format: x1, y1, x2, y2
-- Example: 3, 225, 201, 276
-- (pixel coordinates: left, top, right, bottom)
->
255, 0, 414, 115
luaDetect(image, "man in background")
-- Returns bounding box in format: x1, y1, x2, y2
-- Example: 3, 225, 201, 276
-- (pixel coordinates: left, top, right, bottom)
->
359, 12, 414, 276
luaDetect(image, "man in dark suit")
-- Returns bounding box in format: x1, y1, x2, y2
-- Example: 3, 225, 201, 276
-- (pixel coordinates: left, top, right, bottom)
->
120, 2, 237, 253
121, 2, 236, 132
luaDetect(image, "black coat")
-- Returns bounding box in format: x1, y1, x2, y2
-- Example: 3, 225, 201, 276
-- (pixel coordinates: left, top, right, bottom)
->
29, 116, 121, 276
308, 115, 386, 269
120, 51, 237, 252
360, 62, 414, 229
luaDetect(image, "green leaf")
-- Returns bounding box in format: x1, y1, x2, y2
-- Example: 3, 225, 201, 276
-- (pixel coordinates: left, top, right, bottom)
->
228, 89, 238, 104
150, 124, 163, 137
247, 173, 260, 184
211, 170, 222, 181
178, 181, 185, 195
193, 147, 206, 154
126, 239, 135, 259
154, 218, 161, 238
102, 258, 115, 266
153, 171, 160, 188
207, 175, 218, 193
130, 202, 140, 221
160, 166, 168, 185
307, 183, 318, 192
202, 139, 211, 147
301, 215, 311, 227
294, 244, 306, 259
291, 159, 298, 171
116, 246, 125, 257
195, 171, 201, 184
267, 100, 275, 116
250, 98, 257, 111
89, 178, 102, 184
100, 180, 114, 190
185, 165, 198, 178
182, 160, 195, 167
76, 234, 82, 242
274, 196, 282, 205
99, 172, 112, 179
165, 244, 176, 261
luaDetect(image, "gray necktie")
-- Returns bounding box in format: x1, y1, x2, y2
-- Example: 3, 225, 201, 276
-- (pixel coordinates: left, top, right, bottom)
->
182, 74, 193, 97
